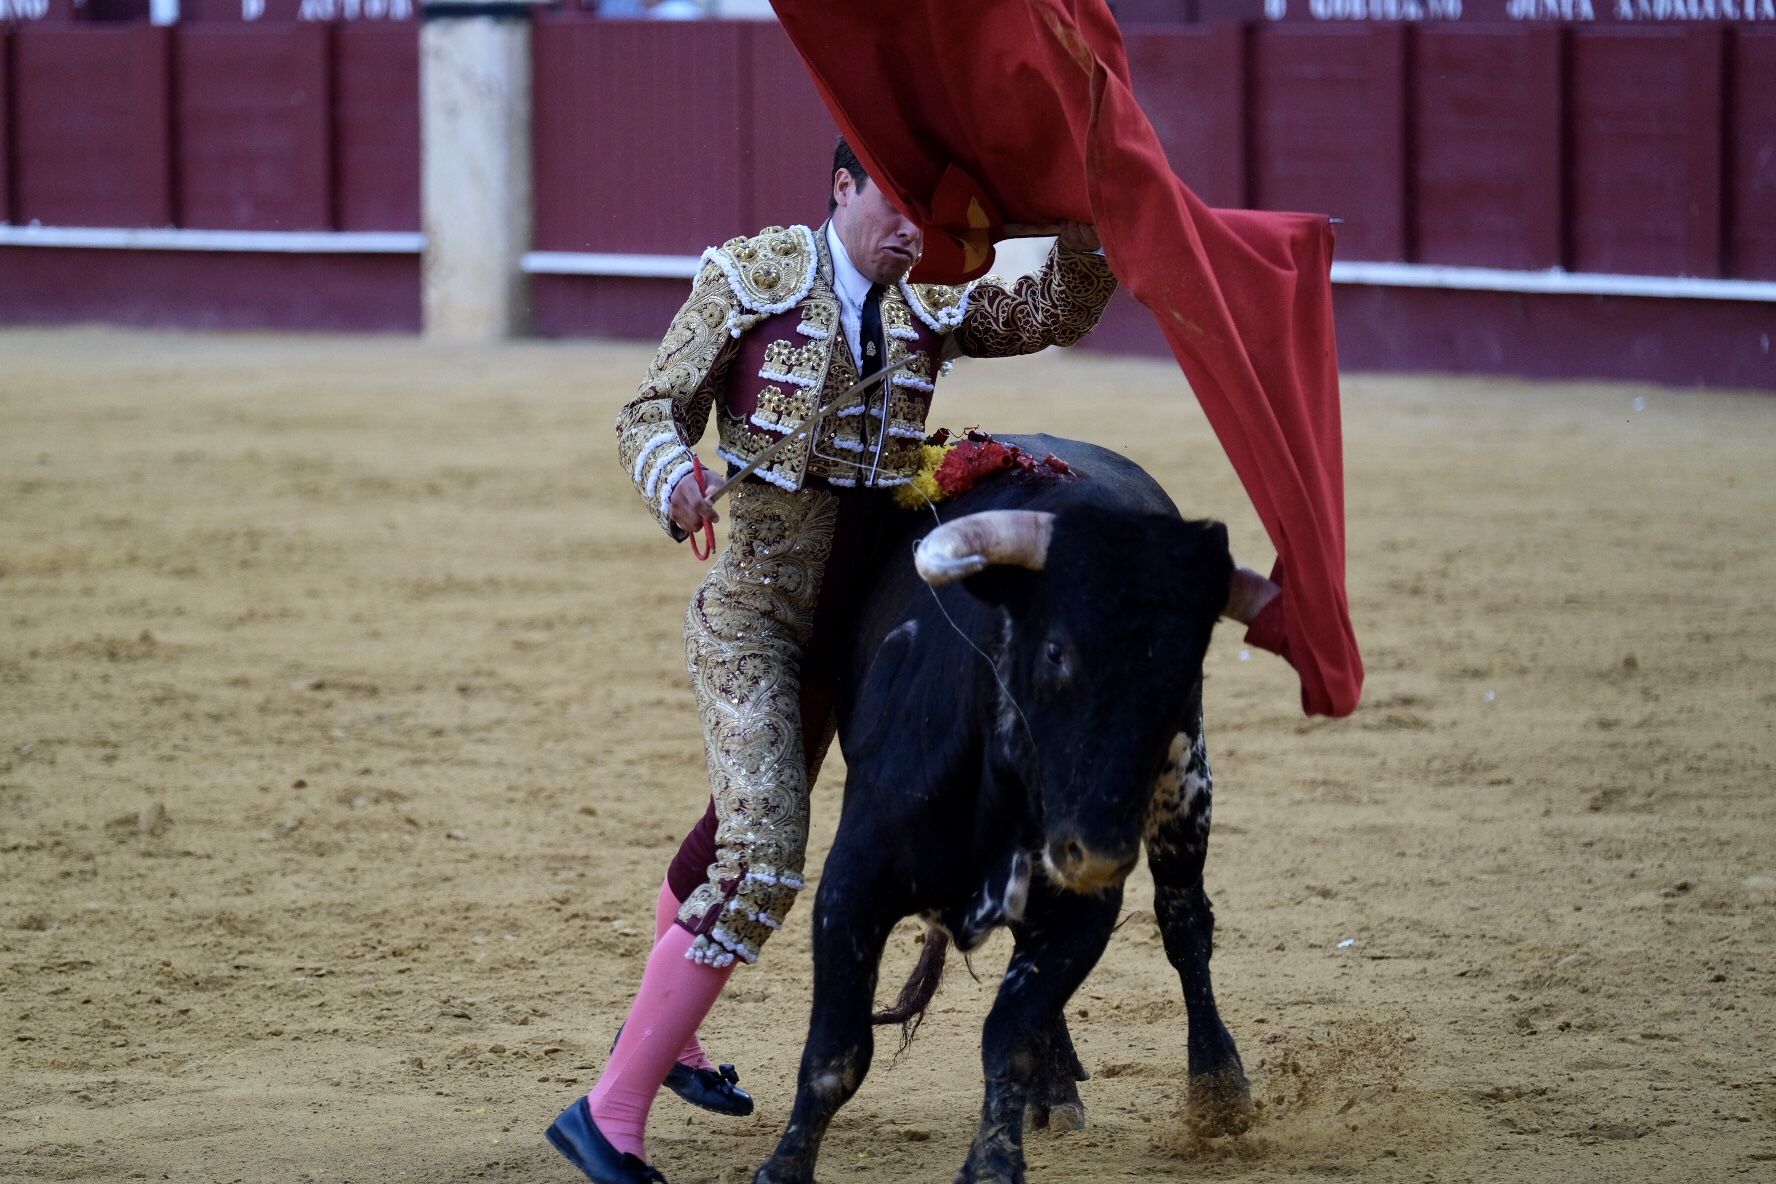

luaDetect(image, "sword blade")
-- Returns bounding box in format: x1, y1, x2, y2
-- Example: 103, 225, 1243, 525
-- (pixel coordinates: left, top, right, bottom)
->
706, 355, 914, 504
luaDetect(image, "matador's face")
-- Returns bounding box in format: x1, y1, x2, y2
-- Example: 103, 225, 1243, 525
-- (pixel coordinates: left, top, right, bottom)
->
832, 170, 924, 286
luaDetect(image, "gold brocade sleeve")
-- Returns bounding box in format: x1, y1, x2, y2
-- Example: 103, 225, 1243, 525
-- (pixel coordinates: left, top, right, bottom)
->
952, 245, 1118, 359
614, 261, 742, 539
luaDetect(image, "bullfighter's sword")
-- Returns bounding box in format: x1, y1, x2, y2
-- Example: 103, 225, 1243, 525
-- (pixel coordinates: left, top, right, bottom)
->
705, 354, 916, 504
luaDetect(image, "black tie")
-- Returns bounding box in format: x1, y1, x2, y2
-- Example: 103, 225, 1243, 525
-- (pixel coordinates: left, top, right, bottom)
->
859, 283, 886, 377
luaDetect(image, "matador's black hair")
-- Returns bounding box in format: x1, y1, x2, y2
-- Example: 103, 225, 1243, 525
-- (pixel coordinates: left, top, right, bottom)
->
828, 136, 871, 214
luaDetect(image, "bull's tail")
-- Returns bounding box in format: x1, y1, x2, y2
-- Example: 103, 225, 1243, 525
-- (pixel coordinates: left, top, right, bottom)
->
871, 926, 949, 1054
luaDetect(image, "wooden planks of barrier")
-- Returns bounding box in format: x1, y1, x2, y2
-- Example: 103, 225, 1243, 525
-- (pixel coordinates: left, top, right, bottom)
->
1413, 26, 1563, 271
1124, 24, 1247, 209
10, 24, 173, 228
175, 23, 333, 231
1250, 24, 1410, 262
1730, 30, 1776, 282
532, 14, 748, 256
1569, 27, 1724, 279
334, 22, 420, 232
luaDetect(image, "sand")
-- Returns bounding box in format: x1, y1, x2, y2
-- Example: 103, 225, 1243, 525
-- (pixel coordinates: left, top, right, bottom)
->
2, 328, 1772, 1184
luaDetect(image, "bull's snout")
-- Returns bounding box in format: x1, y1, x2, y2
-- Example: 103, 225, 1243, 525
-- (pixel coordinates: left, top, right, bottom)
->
1044, 835, 1138, 893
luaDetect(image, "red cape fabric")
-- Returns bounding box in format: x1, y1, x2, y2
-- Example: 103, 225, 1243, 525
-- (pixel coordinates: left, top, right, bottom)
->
771, 0, 1363, 716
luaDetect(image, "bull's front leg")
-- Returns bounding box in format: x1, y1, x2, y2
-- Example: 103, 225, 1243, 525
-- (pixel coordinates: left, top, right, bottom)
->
958, 886, 1121, 1184
1144, 716, 1251, 1134
753, 846, 896, 1184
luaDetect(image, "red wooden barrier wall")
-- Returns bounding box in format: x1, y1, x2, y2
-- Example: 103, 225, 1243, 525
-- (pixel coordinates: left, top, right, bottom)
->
12, 24, 173, 227
533, 15, 750, 255
177, 23, 333, 230
1731, 30, 1776, 281
1123, 26, 1247, 208
531, 16, 839, 338
333, 22, 420, 230
1, 18, 1770, 387
1570, 28, 1724, 278
1413, 27, 1562, 271
743, 22, 840, 232
0, 20, 419, 332
2, 20, 416, 231
0, 29, 12, 228
1250, 25, 1409, 261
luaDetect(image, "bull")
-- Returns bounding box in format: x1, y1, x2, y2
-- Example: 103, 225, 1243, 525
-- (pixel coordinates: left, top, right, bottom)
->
753, 434, 1252, 1184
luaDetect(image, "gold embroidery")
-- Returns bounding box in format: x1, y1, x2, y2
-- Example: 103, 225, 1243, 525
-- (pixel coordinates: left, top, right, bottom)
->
750, 385, 813, 432
882, 390, 929, 439
678, 481, 841, 965
796, 301, 835, 340
916, 282, 964, 312
615, 260, 740, 535
880, 298, 916, 339
761, 338, 827, 389
629, 236, 1116, 513
710, 225, 817, 313
953, 245, 1117, 359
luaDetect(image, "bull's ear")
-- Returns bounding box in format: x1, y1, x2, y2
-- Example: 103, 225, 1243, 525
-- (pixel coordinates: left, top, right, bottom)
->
1157, 516, 1234, 617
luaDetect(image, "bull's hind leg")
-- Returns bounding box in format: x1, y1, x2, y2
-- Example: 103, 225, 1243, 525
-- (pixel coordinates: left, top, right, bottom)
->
1145, 713, 1252, 1133
753, 849, 896, 1184
958, 886, 1121, 1184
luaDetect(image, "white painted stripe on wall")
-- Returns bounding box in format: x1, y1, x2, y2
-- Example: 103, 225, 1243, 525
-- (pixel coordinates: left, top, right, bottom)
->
7, 232, 1772, 304
521, 249, 1776, 304
522, 251, 701, 279
1329, 261, 1776, 304
0, 226, 425, 254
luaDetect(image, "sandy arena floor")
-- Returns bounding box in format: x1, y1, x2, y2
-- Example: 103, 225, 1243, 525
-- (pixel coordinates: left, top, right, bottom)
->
2, 328, 1772, 1184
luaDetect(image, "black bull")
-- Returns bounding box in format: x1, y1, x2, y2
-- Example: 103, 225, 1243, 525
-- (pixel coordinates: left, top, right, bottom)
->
754, 435, 1253, 1184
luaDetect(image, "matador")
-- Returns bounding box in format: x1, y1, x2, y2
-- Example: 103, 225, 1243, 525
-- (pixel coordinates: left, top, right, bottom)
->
547, 140, 1286, 1184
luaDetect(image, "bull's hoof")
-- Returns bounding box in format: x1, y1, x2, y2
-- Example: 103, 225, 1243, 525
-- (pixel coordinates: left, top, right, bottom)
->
1024, 1098, 1086, 1134
1047, 1101, 1087, 1133
953, 1164, 1023, 1184
1186, 1067, 1254, 1136
752, 1164, 807, 1184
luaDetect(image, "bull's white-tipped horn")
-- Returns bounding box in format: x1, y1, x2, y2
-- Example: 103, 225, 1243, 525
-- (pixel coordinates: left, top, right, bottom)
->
914, 510, 1056, 586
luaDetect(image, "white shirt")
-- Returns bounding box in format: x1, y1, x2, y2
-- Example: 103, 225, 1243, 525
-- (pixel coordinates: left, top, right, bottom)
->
825, 221, 876, 368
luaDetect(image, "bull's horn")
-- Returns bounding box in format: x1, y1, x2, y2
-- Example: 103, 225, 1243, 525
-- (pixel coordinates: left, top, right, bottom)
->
914, 510, 1056, 586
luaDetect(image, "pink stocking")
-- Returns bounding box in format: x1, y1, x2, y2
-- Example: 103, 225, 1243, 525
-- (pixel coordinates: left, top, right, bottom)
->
587, 918, 733, 1160
652, 879, 714, 1072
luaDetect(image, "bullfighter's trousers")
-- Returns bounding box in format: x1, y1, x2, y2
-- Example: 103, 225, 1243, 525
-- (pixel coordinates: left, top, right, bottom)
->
672, 477, 876, 968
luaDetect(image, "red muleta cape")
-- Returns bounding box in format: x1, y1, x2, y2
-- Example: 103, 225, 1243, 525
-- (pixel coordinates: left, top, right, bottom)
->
770, 0, 1364, 717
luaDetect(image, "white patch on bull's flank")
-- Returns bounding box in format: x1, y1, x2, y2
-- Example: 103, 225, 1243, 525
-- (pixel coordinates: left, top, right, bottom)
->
1003, 850, 1031, 924
956, 851, 1034, 948
1003, 953, 1039, 992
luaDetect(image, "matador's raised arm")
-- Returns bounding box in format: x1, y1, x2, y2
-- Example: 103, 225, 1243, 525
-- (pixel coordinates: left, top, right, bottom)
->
951, 245, 1117, 359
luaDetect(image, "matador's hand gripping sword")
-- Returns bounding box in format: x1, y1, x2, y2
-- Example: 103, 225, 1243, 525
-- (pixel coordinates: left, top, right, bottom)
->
688, 355, 917, 560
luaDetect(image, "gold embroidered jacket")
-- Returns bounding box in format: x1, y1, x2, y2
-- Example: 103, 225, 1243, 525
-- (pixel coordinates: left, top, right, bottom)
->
615, 222, 1117, 537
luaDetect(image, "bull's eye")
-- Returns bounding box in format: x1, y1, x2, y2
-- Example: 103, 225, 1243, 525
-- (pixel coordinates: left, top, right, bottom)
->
1036, 638, 1073, 699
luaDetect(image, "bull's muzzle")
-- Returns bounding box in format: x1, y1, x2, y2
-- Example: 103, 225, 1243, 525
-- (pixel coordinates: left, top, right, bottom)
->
1044, 835, 1139, 894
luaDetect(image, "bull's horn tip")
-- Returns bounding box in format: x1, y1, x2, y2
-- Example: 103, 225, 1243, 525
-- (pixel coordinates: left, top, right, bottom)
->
914, 545, 987, 586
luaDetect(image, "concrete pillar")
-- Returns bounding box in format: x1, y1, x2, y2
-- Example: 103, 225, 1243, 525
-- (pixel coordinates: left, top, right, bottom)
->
421, 1, 533, 340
